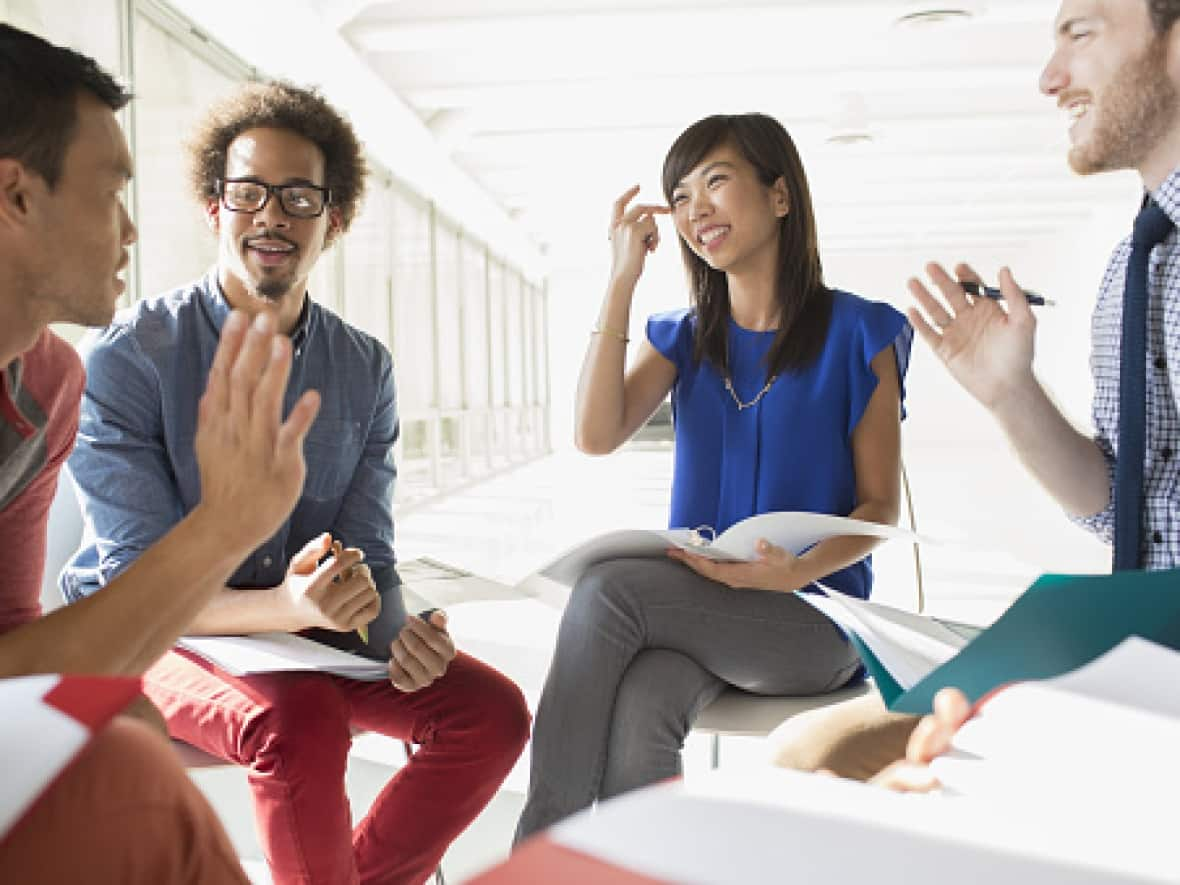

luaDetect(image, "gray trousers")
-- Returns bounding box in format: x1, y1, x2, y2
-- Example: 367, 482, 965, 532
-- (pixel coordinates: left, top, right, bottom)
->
514, 557, 860, 841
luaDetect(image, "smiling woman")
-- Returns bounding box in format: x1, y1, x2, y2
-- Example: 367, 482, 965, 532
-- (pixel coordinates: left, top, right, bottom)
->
515, 112, 914, 842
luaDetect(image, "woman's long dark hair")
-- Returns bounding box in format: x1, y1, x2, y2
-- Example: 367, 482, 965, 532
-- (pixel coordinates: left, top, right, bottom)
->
661, 113, 831, 377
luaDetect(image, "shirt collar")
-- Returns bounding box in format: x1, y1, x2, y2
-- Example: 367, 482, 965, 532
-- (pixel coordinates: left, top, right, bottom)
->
1149, 165, 1180, 228
197, 267, 315, 349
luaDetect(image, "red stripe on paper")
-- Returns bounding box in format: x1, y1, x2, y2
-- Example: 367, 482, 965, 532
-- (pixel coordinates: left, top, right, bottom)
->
467, 836, 671, 884
42, 676, 141, 730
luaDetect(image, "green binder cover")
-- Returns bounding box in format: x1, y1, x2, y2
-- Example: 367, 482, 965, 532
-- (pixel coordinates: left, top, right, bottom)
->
877, 569, 1180, 715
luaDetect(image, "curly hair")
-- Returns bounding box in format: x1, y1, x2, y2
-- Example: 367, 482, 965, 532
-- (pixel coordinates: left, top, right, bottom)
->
187, 81, 367, 232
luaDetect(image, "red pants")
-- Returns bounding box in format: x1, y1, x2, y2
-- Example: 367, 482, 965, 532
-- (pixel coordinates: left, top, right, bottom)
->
0, 717, 249, 884
145, 649, 530, 885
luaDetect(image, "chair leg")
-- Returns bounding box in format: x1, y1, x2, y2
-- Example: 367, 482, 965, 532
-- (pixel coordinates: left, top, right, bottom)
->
402, 742, 447, 885
710, 733, 721, 770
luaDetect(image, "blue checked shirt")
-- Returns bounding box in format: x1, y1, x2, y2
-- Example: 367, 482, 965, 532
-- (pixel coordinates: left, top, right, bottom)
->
60, 270, 408, 635
1072, 168, 1180, 569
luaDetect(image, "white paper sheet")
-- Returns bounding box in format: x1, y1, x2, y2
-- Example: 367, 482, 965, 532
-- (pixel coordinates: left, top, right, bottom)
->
177, 632, 388, 680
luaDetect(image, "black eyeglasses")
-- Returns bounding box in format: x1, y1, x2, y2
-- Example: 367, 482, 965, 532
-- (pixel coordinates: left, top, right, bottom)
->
216, 178, 331, 219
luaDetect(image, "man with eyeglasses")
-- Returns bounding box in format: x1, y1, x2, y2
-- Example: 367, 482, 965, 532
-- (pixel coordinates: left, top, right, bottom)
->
62, 81, 530, 885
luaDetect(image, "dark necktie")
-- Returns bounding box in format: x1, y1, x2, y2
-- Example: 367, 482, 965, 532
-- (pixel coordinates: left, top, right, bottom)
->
1113, 199, 1174, 571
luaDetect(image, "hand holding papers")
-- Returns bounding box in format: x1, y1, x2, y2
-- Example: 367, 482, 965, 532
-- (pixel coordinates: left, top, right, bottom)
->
803, 567, 1180, 714
537, 512, 925, 588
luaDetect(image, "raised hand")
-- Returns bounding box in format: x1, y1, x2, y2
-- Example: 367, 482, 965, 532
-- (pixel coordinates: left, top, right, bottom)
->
193, 310, 320, 551
907, 263, 1037, 411
608, 185, 670, 288
280, 534, 381, 632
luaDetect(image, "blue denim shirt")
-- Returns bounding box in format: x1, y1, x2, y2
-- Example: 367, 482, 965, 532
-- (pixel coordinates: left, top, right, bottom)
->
60, 270, 407, 644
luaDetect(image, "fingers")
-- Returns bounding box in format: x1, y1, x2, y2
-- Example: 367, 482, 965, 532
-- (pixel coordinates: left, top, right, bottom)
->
996, 266, 1034, 322
388, 615, 455, 691
905, 306, 942, 352
906, 688, 971, 764
611, 185, 641, 224
204, 311, 249, 418
870, 761, 942, 794
926, 262, 971, 313
277, 389, 321, 455
932, 687, 972, 730
290, 533, 332, 574
952, 262, 984, 288
306, 546, 364, 596
229, 312, 278, 427
754, 538, 788, 564
250, 335, 294, 444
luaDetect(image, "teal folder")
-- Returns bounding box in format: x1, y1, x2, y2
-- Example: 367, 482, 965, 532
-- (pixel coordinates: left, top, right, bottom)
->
857, 568, 1180, 715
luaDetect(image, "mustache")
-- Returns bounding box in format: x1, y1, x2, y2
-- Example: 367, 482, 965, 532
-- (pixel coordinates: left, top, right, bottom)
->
244, 230, 298, 249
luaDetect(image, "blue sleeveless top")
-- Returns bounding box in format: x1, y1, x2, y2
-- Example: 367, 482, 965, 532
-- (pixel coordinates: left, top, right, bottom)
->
647, 290, 912, 599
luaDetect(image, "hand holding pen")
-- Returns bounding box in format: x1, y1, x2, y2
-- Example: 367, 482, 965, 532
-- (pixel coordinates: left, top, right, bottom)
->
960, 280, 1054, 307
906, 262, 1039, 410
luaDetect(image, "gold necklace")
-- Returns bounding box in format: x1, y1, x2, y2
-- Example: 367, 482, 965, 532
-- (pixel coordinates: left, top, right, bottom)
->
723, 374, 778, 410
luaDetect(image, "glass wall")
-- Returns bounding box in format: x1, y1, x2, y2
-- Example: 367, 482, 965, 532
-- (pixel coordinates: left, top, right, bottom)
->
14, 0, 550, 510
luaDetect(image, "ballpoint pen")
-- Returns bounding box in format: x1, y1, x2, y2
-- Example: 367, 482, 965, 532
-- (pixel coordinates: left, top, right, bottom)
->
961, 280, 1055, 307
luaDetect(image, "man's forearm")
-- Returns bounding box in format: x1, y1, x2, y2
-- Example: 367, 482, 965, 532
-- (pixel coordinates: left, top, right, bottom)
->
0, 506, 249, 677
993, 380, 1111, 518
184, 584, 302, 636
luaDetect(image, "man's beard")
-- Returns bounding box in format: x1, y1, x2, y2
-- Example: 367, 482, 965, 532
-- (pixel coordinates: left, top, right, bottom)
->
1070, 37, 1178, 176
255, 276, 292, 300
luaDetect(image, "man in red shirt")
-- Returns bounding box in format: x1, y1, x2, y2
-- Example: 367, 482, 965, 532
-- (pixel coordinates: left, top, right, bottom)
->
0, 24, 319, 882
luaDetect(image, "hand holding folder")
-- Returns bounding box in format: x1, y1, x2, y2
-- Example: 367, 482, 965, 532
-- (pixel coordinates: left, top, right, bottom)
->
803, 568, 1180, 714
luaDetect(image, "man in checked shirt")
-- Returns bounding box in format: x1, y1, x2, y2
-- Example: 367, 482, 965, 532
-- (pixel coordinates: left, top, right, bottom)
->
774, 0, 1180, 782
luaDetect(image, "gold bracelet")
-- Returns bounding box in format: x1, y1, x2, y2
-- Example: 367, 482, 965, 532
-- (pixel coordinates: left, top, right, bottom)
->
591, 324, 630, 343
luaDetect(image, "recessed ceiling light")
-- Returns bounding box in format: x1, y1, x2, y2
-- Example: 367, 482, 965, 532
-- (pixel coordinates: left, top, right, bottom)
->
893, 1, 984, 29
825, 93, 875, 147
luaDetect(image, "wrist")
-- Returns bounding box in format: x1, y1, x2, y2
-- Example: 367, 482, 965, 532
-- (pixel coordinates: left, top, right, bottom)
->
180, 505, 256, 574
991, 373, 1048, 432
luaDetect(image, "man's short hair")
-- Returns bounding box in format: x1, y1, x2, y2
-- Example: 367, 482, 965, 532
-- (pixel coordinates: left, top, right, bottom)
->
187, 81, 367, 233
0, 24, 131, 189
1150, 0, 1180, 34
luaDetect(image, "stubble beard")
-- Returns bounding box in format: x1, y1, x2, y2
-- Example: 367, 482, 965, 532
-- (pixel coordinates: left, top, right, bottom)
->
1069, 38, 1179, 176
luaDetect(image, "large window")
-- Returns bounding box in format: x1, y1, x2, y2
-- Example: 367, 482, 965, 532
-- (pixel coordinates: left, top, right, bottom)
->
131, 8, 245, 299
21, 0, 550, 511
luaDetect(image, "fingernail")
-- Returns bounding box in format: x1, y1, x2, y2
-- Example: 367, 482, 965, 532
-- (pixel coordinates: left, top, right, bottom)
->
224, 311, 246, 333
253, 312, 270, 332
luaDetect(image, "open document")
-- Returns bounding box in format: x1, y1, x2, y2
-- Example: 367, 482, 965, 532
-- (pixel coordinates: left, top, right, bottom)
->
802, 567, 1180, 714
538, 512, 925, 588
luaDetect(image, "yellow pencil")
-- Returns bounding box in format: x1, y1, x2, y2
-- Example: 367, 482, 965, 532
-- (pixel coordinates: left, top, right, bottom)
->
332, 540, 369, 645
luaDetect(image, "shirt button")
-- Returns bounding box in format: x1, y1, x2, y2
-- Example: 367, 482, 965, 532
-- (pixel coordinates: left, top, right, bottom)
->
1163, 448, 1174, 461
1156, 357, 1167, 370
1153, 531, 1164, 544
262, 555, 273, 567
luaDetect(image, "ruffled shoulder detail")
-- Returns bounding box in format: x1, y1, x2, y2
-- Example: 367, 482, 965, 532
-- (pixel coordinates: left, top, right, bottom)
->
834, 292, 913, 435
646, 308, 695, 370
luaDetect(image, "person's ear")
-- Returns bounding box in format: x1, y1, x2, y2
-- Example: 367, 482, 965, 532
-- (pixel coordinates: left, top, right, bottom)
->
204, 197, 221, 235
771, 176, 790, 218
0, 159, 37, 232
323, 206, 343, 248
